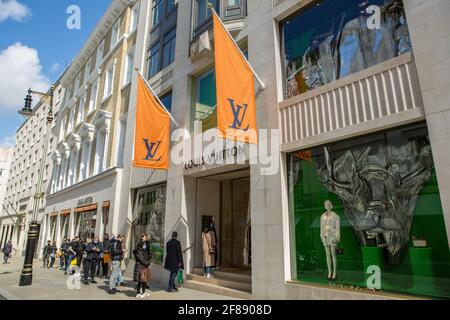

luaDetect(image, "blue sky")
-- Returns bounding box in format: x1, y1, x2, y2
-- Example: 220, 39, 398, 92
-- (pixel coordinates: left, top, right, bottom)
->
0, 0, 111, 147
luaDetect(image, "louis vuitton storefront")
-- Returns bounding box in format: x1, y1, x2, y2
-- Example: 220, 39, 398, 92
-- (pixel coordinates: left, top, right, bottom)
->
287, 123, 450, 298
278, 0, 450, 299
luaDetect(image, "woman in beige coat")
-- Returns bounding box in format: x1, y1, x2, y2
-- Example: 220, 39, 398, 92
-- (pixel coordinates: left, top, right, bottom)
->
202, 226, 216, 278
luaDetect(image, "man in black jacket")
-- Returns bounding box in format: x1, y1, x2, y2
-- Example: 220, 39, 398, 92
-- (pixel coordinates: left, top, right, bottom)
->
164, 232, 184, 292
75, 238, 85, 268
100, 233, 111, 278
42, 240, 52, 268
108, 234, 125, 295
83, 235, 101, 284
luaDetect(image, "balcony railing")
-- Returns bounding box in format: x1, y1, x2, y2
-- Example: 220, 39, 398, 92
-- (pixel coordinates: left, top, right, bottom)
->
278, 53, 424, 151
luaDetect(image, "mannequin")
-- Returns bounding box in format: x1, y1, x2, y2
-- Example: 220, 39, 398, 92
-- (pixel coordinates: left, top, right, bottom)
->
320, 200, 340, 281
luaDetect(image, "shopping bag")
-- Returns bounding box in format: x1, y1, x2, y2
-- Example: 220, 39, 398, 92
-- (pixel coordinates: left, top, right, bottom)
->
70, 257, 77, 266
177, 269, 184, 284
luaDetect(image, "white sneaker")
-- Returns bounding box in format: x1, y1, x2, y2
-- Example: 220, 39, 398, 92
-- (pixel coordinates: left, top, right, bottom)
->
203, 273, 207, 278
143, 292, 151, 297
207, 274, 214, 278
136, 294, 143, 299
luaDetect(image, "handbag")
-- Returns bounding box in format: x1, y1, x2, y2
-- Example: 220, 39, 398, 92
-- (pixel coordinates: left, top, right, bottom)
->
336, 242, 344, 255
70, 257, 77, 266
140, 266, 151, 282
177, 269, 184, 284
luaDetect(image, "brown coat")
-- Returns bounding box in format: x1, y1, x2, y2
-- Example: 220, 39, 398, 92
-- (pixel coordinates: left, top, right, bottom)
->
202, 231, 216, 267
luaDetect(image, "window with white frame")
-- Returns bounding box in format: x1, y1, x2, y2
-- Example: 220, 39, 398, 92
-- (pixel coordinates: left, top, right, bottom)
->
68, 109, 75, 133
123, 46, 135, 86
129, 3, 139, 32
84, 58, 92, 84
96, 40, 105, 69
103, 63, 114, 99
89, 81, 99, 113
111, 19, 121, 48
77, 95, 85, 124
152, 0, 164, 27
75, 73, 81, 91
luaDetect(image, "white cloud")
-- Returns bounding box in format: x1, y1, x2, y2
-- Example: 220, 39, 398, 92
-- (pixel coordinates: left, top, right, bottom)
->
0, 0, 31, 23
0, 42, 51, 112
50, 62, 60, 73
0, 135, 15, 148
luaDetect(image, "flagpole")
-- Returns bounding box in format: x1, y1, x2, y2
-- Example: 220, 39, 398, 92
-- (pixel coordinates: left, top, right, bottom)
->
135, 68, 179, 127
208, 3, 266, 90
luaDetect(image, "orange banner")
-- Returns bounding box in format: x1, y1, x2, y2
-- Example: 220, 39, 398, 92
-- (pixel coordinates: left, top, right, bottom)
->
133, 74, 170, 169
213, 12, 258, 144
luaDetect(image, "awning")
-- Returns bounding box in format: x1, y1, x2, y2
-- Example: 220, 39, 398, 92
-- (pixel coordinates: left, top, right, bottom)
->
74, 203, 98, 213
102, 201, 110, 208
61, 209, 71, 216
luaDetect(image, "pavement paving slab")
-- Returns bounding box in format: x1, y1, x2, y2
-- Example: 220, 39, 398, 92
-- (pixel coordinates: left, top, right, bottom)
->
0, 257, 238, 300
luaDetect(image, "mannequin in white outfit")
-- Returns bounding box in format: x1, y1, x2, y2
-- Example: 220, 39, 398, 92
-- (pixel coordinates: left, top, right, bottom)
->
320, 200, 340, 281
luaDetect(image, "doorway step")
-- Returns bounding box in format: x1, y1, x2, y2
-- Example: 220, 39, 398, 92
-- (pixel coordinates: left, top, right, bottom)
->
183, 268, 252, 299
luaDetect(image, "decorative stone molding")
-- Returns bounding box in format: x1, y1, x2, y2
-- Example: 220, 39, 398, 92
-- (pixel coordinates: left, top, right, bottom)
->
51, 150, 62, 165
58, 142, 70, 159
67, 133, 81, 151
93, 109, 113, 134
79, 122, 96, 142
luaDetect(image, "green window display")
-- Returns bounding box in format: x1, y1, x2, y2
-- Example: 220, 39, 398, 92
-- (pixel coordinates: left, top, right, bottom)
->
288, 123, 450, 298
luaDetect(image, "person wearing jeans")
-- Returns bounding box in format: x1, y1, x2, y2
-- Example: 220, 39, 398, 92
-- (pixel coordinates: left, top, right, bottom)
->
49, 241, 57, 269
108, 234, 125, 294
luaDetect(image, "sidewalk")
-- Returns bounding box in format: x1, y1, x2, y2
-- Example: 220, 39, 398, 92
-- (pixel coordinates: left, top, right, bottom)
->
0, 257, 237, 300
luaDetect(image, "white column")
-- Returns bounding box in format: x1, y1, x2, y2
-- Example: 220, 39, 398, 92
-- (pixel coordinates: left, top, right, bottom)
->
56, 214, 62, 247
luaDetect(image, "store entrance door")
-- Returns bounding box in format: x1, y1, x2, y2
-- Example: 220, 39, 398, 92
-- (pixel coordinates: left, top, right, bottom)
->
195, 169, 251, 272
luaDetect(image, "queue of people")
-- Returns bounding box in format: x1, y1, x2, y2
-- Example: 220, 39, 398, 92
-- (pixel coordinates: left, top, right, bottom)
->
39, 230, 187, 299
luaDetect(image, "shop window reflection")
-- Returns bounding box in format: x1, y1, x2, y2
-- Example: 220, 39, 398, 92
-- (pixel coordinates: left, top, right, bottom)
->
281, 0, 412, 98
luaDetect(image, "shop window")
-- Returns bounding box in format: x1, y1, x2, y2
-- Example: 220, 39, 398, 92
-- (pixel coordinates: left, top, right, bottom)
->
77, 211, 97, 242
131, 185, 167, 264
281, 0, 412, 98
288, 123, 450, 298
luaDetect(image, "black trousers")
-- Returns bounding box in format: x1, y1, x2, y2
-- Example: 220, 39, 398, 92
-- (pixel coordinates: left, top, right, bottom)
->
76, 255, 83, 267
83, 258, 98, 281
102, 261, 109, 277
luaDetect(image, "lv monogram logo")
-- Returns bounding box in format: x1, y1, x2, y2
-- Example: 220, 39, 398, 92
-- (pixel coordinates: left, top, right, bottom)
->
143, 139, 162, 161
228, 98, 249, 131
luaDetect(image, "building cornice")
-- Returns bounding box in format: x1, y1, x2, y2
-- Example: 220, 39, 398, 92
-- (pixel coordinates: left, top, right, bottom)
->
60, 0, 135, 87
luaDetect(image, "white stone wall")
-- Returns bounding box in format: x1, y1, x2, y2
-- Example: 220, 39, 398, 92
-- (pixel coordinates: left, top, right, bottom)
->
403, 0, 450, 247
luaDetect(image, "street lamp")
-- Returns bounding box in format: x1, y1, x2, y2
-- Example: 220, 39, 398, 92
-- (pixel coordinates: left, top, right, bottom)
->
18, 86, 55, 287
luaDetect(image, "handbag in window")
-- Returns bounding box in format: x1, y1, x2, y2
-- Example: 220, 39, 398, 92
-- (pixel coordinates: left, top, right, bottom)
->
336, 242, 344, 255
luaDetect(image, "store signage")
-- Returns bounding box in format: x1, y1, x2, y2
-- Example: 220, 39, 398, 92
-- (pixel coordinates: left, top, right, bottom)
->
184, 145, 248, 170
77, 196, 93, 207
